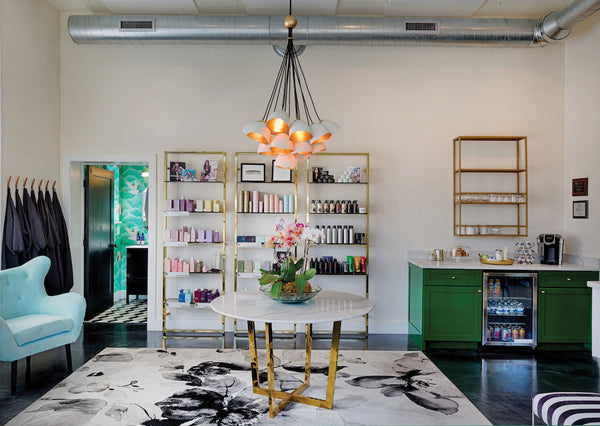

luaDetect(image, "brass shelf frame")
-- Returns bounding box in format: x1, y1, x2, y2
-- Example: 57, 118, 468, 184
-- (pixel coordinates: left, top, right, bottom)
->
306, 152, 370, 339
453, 136, 528, 237
233, 152, 298, 337
162, 151, 227, 348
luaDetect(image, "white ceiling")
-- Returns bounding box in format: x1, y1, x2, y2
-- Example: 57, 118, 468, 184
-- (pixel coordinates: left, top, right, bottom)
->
46, 0, 574, 19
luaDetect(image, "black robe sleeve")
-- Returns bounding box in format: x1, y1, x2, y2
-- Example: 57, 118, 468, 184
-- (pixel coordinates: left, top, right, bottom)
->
23, 188, 47, 259
2, 188, 25, 269
38, 188, 62, 295
52, 189, 74, 292
15, 188, 32, 264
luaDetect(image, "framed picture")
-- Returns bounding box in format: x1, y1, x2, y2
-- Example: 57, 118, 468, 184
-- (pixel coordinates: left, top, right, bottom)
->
181, 169, 196, 181
573, 200, 589, 219
272, 160, 293, 182
240, 163, 266, 182
200, 159, 219, 182
169, 162, 186, 181
572, 177, 588, 196
348, 166, 361, 183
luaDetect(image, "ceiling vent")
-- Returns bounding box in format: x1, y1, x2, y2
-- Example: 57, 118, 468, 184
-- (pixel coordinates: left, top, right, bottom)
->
404, 21, 439, 33
119, 17, 155, 32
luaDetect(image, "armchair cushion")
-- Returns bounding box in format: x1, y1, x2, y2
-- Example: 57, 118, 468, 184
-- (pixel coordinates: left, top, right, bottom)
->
6, 314, 74, 346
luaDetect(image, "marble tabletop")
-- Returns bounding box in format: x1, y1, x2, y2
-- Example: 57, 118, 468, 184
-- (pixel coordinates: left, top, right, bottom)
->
210, 290, 373, 324
409, 258, 598, 271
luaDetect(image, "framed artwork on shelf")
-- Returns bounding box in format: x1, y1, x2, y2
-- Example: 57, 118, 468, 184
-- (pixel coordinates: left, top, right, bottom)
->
272, 160, 293, 182
240, 163, 266, 182
200, 159, 219, 182
180, 169, 196, 181
572, 177, 588, 196
573, 200, 589, 219
169, 162, 186, 181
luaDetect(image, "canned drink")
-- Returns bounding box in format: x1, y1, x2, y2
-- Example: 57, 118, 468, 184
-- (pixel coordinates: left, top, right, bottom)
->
519, 327, 526, 339
501, 326, 509, 341
494, 325, 501, 340
486, 326, 491, 341
512, 327, 519, 340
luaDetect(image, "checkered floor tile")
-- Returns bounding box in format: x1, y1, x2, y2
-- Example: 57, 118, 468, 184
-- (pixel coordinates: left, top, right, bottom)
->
86, 298, 147, 324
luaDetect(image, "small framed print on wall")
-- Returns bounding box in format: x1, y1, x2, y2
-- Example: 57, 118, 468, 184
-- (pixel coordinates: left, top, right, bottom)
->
573, 200, 589, 219
572, 177, 588, 196
240, 163, 266, 182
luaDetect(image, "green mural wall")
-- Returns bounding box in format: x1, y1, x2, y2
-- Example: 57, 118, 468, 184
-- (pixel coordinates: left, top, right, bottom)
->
106, 165, 148, 294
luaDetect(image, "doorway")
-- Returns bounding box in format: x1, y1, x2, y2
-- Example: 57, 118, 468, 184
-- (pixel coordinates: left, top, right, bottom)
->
61, 154, 158, 330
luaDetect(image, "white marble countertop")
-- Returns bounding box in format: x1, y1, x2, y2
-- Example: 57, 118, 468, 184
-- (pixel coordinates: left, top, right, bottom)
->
210, 290, 373, 324
409, 258, 598, 271
588, 281, 600, 289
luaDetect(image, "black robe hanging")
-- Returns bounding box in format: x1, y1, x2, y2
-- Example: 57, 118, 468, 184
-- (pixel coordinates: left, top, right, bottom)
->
38, 188, 62, 295
2, 188, 24, 269
52, 189, 74, 292
23, 188, 47, 260
14, 188, 32, 264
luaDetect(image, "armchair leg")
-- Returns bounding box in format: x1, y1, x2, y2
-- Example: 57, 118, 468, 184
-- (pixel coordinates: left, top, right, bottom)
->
11, 361, 17, 395
26, 356, 31, 389
65, 344, 73, 373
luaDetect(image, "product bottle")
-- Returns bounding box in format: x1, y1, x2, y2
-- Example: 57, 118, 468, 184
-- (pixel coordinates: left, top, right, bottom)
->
326, 225, 331, 244
349, 226, 354, 244
329, 200, 336, 214
311, 200, 316, 213
136, 232, 141, 245
336, 200, 342, 214
353, 200, 359, 213
343, 225, 348, 244
348, 200, 354, 214
331, 226, 337, 244
141, 233, 145, 245
317, 200, 323, 214
323, 200, 329, 214
337, 225, 343, 243
341, 200, 348, 214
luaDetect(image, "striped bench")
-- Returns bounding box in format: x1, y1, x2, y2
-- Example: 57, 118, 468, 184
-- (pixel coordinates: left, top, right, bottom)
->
533, 392, 600, 425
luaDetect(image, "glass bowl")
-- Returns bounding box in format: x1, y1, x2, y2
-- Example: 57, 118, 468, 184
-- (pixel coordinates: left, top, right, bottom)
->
259, 284, 322, 304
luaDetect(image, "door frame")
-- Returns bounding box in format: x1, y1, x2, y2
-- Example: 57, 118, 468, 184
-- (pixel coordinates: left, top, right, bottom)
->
61, 154, 159, 331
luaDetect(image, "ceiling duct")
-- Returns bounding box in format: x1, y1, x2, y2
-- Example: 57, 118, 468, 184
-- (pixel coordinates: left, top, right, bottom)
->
68, 0, 600, 48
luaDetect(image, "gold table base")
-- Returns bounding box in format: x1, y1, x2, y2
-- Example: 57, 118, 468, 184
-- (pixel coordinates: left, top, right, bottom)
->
247, 320, 342, 418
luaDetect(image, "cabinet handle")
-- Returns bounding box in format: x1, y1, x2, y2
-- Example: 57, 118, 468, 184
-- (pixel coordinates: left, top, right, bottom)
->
566, 278, 572, 281
478, 289, 482, 293
451, 276, 456, 279
541, 290, 546, 294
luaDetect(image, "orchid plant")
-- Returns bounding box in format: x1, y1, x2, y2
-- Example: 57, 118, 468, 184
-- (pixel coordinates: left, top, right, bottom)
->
259, 218, 323, 297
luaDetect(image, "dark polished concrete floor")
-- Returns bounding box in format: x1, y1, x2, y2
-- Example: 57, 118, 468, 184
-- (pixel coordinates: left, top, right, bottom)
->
2, 323, 599, 425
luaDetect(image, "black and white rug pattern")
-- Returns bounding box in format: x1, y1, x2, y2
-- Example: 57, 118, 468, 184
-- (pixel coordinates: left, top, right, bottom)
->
9, 348, 491, 425
87, 299, 147, 324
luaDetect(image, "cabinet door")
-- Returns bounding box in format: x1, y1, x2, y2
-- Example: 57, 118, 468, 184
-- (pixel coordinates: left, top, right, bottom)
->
424, 285, 482, 342
538, 287, 591, 343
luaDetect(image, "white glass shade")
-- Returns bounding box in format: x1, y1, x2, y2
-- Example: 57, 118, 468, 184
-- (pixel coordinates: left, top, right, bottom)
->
320, 119, 340, 134
257, 142, 277, 156
243, 120, 271, 144
289, 119, 313, 143
311, 142, 327, 153
269, 133, 293, 154
274, 154, 297, 169
309, 122, 331, 144
292, 140, 312, 155
266, 109, 290, 134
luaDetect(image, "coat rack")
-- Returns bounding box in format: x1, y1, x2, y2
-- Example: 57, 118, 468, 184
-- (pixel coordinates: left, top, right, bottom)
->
6, 176, 57, 190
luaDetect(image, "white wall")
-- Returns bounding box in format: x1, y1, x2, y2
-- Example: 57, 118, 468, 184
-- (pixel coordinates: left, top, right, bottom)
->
60, 15, 567, 333
0, 0, 60, 188
564, 14, 600, 259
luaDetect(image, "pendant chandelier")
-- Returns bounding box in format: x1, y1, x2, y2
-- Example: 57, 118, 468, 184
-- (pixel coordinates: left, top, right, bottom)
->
242, 0, 339, 169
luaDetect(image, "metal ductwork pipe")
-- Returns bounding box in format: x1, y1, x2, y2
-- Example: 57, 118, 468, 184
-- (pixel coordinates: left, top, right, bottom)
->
68, 0, 600, 48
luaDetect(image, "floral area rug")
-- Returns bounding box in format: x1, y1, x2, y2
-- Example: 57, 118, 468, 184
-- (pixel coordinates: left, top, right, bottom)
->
9, 348, 491, 425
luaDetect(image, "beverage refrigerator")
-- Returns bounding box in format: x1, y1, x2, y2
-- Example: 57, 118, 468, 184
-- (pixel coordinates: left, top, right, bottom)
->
483, 272, 537, 348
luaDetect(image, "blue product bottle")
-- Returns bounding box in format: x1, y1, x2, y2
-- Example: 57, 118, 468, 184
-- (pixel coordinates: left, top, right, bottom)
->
141, 233, 145, 245
185, 289, 192, 304
136, 232, 141, 245
178, 289, 185, 302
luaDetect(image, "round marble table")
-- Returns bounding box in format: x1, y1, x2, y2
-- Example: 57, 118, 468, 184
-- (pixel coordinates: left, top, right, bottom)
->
210, 290, 373, 418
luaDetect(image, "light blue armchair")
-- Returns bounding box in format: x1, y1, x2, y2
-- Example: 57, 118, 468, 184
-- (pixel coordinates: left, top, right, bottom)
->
0, 256, 85, 395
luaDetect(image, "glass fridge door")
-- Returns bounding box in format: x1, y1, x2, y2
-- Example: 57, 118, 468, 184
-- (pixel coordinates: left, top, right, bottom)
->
483, 272, 537, 348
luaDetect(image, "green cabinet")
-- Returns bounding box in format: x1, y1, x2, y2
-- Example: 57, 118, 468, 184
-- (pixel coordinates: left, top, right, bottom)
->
409, 265, 482, 349
538, 271, 598, 345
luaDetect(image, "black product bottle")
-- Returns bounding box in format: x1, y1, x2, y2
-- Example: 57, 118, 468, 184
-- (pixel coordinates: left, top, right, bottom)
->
353, 200, 359, 213
328, 259, 333, 274
333, 259, 339, 275
347, 200, 354, 214
336, 200, 342, 214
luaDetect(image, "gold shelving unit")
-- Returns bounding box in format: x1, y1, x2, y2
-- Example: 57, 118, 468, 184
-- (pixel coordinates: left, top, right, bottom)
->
306, 152, 370, 338
233, 152, 298, 337
453, 136, 528, 237
162, 151, 227, 348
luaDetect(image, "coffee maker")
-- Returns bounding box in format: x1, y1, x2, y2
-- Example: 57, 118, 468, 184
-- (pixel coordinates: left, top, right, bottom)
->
538, 234, 564, 265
